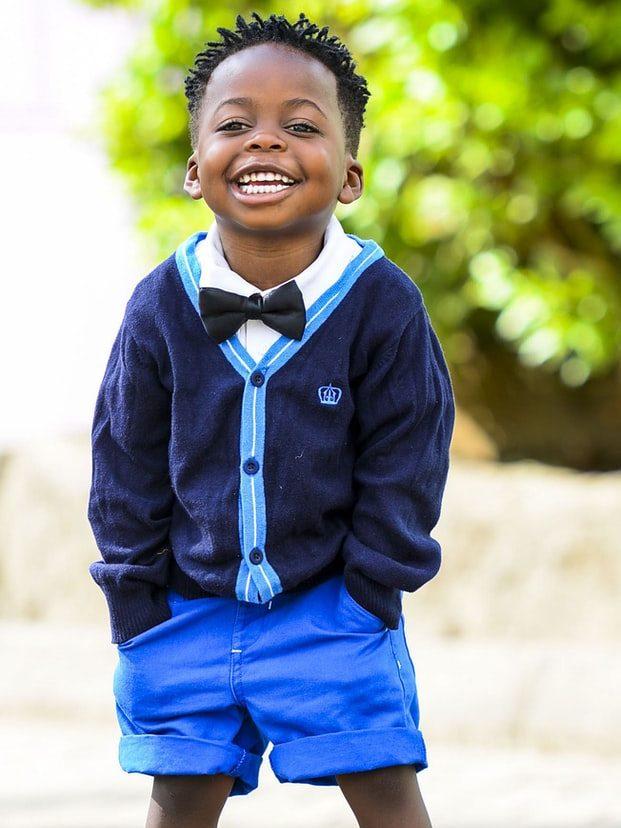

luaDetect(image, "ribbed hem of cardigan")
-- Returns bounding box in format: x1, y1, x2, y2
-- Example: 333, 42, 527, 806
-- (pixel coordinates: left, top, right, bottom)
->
285, 555, 345, 594
343, 567, 402, 630
89, 562, 172, 645
167, 560, 218, 599
167, 554, 346, 602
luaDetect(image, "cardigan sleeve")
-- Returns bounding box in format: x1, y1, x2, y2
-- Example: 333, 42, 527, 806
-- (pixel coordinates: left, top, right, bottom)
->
342, 303, 456, 629
87, 312, 175, 645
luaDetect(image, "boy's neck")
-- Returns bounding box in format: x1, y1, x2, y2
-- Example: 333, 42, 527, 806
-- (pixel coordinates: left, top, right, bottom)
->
215, 221, 326, 292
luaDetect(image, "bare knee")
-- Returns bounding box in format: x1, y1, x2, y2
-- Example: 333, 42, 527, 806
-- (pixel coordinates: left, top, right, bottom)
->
339, 764, 415, 801
337, 765, 432, 828
146, 774, 235, 828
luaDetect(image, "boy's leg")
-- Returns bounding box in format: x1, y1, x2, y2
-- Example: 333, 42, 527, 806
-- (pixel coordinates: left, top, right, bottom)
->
145, 773, 235, 828
336, 765, 433, 828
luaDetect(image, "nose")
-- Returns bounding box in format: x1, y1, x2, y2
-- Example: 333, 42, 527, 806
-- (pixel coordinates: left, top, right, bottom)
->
243, 130, 287, 152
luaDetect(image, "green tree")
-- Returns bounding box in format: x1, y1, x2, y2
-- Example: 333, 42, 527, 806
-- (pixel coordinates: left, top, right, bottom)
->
83, 0, 621, 469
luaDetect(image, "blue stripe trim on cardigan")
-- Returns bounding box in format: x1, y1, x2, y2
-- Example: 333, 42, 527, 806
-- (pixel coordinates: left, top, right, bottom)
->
174, 230, 385, 603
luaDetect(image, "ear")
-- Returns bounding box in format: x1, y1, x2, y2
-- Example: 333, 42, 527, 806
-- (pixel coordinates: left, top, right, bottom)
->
183, 153, 203, 200
338, 155, 363, 205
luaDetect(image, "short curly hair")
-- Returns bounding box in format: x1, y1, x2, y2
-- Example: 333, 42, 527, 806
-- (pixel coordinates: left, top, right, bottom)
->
184, 11, 371, 159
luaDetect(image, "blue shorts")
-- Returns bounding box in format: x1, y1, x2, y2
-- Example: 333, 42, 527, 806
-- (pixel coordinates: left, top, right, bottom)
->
112, 571, 427, 796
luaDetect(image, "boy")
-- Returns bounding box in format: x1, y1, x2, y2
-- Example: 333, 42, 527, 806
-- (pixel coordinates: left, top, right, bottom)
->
87, 11, 455, 828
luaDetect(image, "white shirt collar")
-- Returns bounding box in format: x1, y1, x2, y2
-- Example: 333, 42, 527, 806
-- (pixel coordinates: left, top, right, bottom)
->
196, 213, 362, 310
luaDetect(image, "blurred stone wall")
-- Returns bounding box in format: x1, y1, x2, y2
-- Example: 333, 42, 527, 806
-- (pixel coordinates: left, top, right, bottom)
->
0, 418, 619, 643
1, 421, 620, 763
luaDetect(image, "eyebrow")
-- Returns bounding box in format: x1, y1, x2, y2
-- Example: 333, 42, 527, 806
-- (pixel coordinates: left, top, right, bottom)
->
214, 96, 327, 119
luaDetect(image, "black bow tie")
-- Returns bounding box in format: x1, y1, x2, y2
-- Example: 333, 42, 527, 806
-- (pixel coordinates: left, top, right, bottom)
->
199, 281, 306, 344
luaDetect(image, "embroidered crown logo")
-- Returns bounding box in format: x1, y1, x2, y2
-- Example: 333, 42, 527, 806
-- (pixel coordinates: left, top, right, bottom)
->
318, 383, 342, 406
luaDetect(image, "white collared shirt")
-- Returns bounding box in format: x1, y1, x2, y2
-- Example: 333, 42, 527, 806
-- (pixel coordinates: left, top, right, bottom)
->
195, 213, 363, 362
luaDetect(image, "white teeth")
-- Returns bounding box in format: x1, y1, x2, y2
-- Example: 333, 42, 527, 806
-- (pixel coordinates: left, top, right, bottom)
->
239, 183, 289, 194
236, 171, 296, 184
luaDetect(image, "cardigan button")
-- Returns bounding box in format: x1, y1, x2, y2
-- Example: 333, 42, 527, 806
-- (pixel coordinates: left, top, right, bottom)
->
250, 371, 265, 386
249, 548, 263, 564
243, 457, 259, 474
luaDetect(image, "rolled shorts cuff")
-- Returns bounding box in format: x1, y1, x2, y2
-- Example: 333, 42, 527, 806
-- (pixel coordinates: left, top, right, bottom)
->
269, 726, 427, 786
119, 734, 262, 795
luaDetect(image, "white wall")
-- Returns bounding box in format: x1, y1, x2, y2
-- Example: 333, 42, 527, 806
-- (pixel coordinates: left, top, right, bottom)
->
0, 0, 149, 451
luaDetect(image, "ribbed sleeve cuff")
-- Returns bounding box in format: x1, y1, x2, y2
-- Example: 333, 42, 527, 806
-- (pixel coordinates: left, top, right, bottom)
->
89, 562, 172, 645
343, 567, 402, 630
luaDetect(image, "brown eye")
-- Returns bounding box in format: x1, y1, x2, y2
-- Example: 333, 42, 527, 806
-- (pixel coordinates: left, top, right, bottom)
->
218, 121, 247, 131
218, 121, 317, 133
289, 123, 318, 133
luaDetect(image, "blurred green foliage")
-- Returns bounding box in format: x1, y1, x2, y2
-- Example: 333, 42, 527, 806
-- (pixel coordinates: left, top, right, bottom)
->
83, 0, 621, 387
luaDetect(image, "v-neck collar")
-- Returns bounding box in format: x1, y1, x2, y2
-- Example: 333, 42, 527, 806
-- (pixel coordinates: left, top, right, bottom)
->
174, 229, 384, 379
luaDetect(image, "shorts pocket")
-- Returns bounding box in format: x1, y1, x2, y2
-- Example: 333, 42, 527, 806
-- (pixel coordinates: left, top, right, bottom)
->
116, 589, 180, 650
341, 580, 387, 632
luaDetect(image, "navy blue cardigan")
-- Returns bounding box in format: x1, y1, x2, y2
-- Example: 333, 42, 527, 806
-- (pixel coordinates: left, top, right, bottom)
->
87, 231, 456, 644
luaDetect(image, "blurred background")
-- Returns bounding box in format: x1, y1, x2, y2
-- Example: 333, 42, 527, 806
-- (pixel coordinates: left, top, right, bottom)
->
1, 0, 620, 826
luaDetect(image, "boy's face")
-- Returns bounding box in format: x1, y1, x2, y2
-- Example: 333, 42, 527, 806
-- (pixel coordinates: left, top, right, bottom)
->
184, 43, 363, 236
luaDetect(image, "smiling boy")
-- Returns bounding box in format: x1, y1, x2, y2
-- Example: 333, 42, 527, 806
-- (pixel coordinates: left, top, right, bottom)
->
87, 11, 455, 828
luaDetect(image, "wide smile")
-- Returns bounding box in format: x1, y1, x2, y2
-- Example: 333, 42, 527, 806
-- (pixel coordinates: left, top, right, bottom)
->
229, 178, 301, 205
